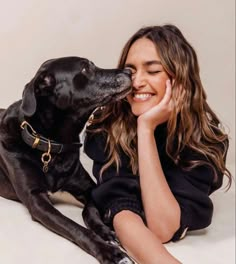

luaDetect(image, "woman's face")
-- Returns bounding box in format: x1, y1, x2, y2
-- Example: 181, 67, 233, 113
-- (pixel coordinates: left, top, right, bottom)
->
125, 38, 169, 116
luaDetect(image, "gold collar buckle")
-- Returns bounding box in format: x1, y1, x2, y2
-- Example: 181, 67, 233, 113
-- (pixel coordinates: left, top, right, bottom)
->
41, 138, 52, 173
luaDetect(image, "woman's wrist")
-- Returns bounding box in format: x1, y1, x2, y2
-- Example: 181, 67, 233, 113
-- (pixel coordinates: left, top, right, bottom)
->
137, 122, 155, 136
137, 117, 157, 134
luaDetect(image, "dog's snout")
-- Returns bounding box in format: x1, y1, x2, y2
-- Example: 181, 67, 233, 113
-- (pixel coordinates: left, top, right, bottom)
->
123, 68, 132, 76
115, 69, 132, 84
116, 74, 127, 84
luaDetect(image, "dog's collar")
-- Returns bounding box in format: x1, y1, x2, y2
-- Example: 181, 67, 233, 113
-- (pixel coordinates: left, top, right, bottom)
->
20, 120, 82, 154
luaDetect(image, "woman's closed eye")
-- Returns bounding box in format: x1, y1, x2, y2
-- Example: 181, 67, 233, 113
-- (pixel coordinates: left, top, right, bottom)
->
147, 70, 161, 74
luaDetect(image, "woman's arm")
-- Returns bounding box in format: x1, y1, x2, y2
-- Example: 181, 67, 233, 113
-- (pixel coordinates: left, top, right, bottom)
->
137, 80, 181, 242
137, 127, 181, 242
113, 210, 182, 264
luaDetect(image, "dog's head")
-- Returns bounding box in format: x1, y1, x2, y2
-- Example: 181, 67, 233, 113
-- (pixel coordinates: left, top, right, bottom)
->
21, 57, 131, 117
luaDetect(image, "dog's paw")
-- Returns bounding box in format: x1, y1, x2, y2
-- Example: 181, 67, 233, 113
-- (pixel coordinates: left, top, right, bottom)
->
99, 227, 121, 245
98, 243, 134, 264
118, 257, 135, 264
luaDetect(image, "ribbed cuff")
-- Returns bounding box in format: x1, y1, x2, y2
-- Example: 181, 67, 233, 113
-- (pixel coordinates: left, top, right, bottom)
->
171, 207, 190, 242
103, 197, 144, 227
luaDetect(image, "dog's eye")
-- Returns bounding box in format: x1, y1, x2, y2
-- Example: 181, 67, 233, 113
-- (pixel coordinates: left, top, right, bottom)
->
74, 71, 88, 88
81, 68, 86, 74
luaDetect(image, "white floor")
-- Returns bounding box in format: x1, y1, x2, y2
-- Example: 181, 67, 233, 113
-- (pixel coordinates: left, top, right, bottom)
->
0, 152, 235, 264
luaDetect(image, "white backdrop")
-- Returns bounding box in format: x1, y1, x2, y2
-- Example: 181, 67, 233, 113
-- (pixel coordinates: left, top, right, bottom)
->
0, 0, 235, 165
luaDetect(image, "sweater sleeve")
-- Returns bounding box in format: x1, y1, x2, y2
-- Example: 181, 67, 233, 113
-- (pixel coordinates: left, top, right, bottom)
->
155, 124, 225, 241
84, 130, 144, 226
165, 163, 222, 241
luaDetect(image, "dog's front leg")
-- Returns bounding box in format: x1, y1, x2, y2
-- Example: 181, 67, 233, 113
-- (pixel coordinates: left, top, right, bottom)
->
24, 192, 134, 264
83, 201, 120, 245
67, 163, 120, 245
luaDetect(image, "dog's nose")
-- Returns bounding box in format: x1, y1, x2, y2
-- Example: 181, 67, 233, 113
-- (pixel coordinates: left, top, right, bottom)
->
123, 68, 132, 76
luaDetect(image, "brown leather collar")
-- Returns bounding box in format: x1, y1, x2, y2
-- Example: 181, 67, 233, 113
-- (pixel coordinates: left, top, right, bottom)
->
20, 120, 82, 154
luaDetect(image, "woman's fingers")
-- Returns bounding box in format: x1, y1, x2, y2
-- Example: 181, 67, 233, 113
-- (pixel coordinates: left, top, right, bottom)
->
161, 80, 172, 106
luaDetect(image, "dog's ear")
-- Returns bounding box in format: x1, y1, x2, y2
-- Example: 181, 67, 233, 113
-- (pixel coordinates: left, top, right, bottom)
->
21, 73, 55, 117
21, 79, 37, 117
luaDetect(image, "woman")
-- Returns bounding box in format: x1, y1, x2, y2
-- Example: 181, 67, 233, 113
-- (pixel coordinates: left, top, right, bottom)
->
84, 24, 232, 264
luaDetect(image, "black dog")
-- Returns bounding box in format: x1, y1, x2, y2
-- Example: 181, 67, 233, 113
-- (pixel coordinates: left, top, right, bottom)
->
0, 57, 133, 264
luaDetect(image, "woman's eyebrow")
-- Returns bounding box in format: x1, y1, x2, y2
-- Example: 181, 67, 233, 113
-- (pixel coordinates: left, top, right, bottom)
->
124, 63, 135, 69
124, 60, 162, 68
144, 60, 162, 66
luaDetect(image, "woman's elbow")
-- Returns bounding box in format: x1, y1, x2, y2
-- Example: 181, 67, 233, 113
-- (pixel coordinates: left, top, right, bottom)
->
147, 220, 180, 243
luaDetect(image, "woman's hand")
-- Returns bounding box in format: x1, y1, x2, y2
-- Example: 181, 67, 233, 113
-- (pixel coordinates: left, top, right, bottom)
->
137, 79, 173, 132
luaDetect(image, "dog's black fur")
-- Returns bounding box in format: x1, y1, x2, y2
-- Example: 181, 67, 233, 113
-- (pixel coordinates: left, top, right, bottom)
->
0, 57, 133, 264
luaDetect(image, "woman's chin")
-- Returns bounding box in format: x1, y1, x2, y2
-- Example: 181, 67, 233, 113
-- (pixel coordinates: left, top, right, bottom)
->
129, 97, 160, 116
131, 105, 153, 116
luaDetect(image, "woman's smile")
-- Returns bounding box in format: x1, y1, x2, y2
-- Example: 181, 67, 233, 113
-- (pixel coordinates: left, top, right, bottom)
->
132, 92, 155, 102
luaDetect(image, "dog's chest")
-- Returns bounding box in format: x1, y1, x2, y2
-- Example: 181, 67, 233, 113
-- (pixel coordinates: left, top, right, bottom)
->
44, 153, 79, 192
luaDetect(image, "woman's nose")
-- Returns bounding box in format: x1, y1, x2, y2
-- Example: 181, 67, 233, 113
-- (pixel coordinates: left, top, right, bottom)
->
132, 71, 146, 89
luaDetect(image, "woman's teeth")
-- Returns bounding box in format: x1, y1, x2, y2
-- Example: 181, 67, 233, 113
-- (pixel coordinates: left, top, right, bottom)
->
133, 93, 153, 99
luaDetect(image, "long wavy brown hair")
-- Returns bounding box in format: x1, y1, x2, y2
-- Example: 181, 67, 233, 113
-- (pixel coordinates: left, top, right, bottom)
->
88, 24, 232, 187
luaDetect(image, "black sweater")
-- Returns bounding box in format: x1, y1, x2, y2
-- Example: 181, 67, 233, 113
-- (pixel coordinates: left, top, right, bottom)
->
84, 123, 224, 241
